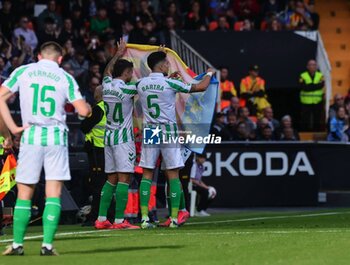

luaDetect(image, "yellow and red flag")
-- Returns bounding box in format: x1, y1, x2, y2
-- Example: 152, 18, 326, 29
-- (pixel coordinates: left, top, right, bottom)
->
0, 154, 17, 201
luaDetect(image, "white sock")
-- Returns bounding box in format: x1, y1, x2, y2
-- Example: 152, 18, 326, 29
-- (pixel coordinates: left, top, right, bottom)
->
12, 243, 23, 249
114, 218, 124, 224
98, 216, 107, 222
42, 243, 53, 250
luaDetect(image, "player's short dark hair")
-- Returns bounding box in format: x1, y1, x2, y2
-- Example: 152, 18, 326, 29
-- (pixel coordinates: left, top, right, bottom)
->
40, 41, 63, 56
113, 59, 133, 77
147, 51, 166, 70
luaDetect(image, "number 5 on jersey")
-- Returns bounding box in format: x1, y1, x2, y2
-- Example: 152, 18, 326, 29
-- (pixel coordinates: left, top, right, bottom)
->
147, 94, 160, 119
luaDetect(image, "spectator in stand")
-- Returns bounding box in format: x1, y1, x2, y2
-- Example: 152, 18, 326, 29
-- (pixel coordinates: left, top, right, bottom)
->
240, 65, 270, 117
241, 19, 254, 31
233, 0, 260, 21
37, 0, 63, 31
62, 39, 75, 61
71, 5, 86, 34
305, 1, 320, 30
280, 127, 299, 141
262, 106, 280, 133
158, 16, 176, 48
278, 115, 300, 140
164, 1, 183, 29
0, 35, 12, 60
262, 0, 285, 16
129, 19, 158, 45
285, 0, 313, 30
82, 76, 100, 105
265, 18, 283, 31
255, 117, 269, 140
58, 18, 76, 45
223, 96, 240, 118
210, 112, 225, 137
208, 0, 232, 21
121, 19, 135, 43
137, 0, 157, 28
299, 59, 324, 131
219, 66, 237, 110
37, 17, 59, 47
237, 107, 256, 138
211, 16, 230, 32
327, 106, 348, 142
68, 49, 89, 78
329, 94, 344, 120
13, 16, 38, 51
232, 121, 251, 141
184, 1, 207, 30
0, 57, 9, 84
225, 112, 237, 140
109, 0, 129, 36
90, 6, 113, 36
260, 126, 274, 141
0, 0, 16, 40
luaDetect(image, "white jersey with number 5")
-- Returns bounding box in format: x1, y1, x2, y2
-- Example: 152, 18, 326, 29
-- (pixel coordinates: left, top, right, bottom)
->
136, 73, 191, 125
2, 59, 82, 146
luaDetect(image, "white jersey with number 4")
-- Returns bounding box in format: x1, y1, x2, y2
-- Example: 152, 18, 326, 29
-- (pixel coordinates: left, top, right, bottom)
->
102, 76, 137, 146
2, 59, 82, 146
136, 72, 191, 125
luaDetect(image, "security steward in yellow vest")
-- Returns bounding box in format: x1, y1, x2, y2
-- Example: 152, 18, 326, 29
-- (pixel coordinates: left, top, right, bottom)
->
299, 59, 325, 131
80, 85, 106, 226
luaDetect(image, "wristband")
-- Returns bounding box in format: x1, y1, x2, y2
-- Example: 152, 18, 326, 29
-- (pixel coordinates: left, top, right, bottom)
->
206, 72, 213, 77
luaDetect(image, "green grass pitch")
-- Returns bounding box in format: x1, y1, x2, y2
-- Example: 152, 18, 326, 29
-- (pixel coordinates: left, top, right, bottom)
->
1, 209, 350, 265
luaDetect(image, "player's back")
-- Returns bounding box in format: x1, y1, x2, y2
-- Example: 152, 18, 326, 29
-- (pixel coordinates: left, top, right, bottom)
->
136, 73, 191, 125
3, 59, 82, 146
102, 76, 137, 145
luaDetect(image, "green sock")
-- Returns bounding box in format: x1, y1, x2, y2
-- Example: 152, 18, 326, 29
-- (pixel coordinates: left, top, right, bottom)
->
169, 178, 181, 219
115, 182, 129, 220
179, 189, 186, 211
98, 181, 116, 219
139, 179, 152, 220
43, 197, 61, 245
167, 195, 172, 217
13, 199, 31, 245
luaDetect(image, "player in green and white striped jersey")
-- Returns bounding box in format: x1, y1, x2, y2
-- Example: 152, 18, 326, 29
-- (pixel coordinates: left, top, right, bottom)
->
95, 39, 139, 230
0, 42, 91, 256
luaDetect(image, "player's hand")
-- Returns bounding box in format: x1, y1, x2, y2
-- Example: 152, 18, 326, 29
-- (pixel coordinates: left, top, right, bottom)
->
3, 137, 13, 150
158, 45, 166, 53
206, 68, 215, 75
169, 71, 182, 80
116, 38, 127, 56
9, 124, 29, 135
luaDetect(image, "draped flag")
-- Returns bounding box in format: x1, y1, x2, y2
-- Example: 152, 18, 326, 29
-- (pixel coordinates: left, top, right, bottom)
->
0, 154, 16, 201
124, 44, 218, 154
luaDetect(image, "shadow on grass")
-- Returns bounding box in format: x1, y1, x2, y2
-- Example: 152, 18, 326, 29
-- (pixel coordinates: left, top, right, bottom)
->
27, 236, 107, 242
62, 245, 184, 255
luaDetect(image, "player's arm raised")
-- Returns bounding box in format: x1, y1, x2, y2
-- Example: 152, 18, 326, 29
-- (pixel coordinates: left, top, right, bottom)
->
0, 86, 27, 134
103, 38, 127, 77
190, 68, 215, 93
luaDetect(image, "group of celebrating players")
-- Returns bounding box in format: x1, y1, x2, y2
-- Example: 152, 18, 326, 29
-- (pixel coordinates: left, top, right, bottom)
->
0, 39, 214, 255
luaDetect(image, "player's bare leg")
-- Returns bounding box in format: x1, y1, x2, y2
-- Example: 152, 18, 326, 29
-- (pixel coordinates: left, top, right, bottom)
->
3, 183, 35, 256
140, 168, 155, 229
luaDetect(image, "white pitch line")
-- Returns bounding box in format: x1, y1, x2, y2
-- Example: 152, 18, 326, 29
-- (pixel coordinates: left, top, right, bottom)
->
186, 211, 350, 225
1, 211, 350, 244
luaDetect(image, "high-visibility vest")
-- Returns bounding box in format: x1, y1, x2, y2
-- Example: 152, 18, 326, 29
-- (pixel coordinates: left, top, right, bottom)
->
85, 101, 106, 148
0, 136, 4, 156
220, 80, 237, 110
300, 71, 324, 105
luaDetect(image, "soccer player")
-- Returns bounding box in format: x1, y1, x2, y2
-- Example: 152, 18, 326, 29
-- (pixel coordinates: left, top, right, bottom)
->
94, 39, 139, 230
0, 41, 91, 256
136, 50, 214, 228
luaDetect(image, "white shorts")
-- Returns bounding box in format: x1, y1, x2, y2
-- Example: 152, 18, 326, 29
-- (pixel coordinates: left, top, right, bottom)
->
139, 143, 184, 170
105, 142, 136, 173
16, 144, 71, 185
160, 146, 192, 170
